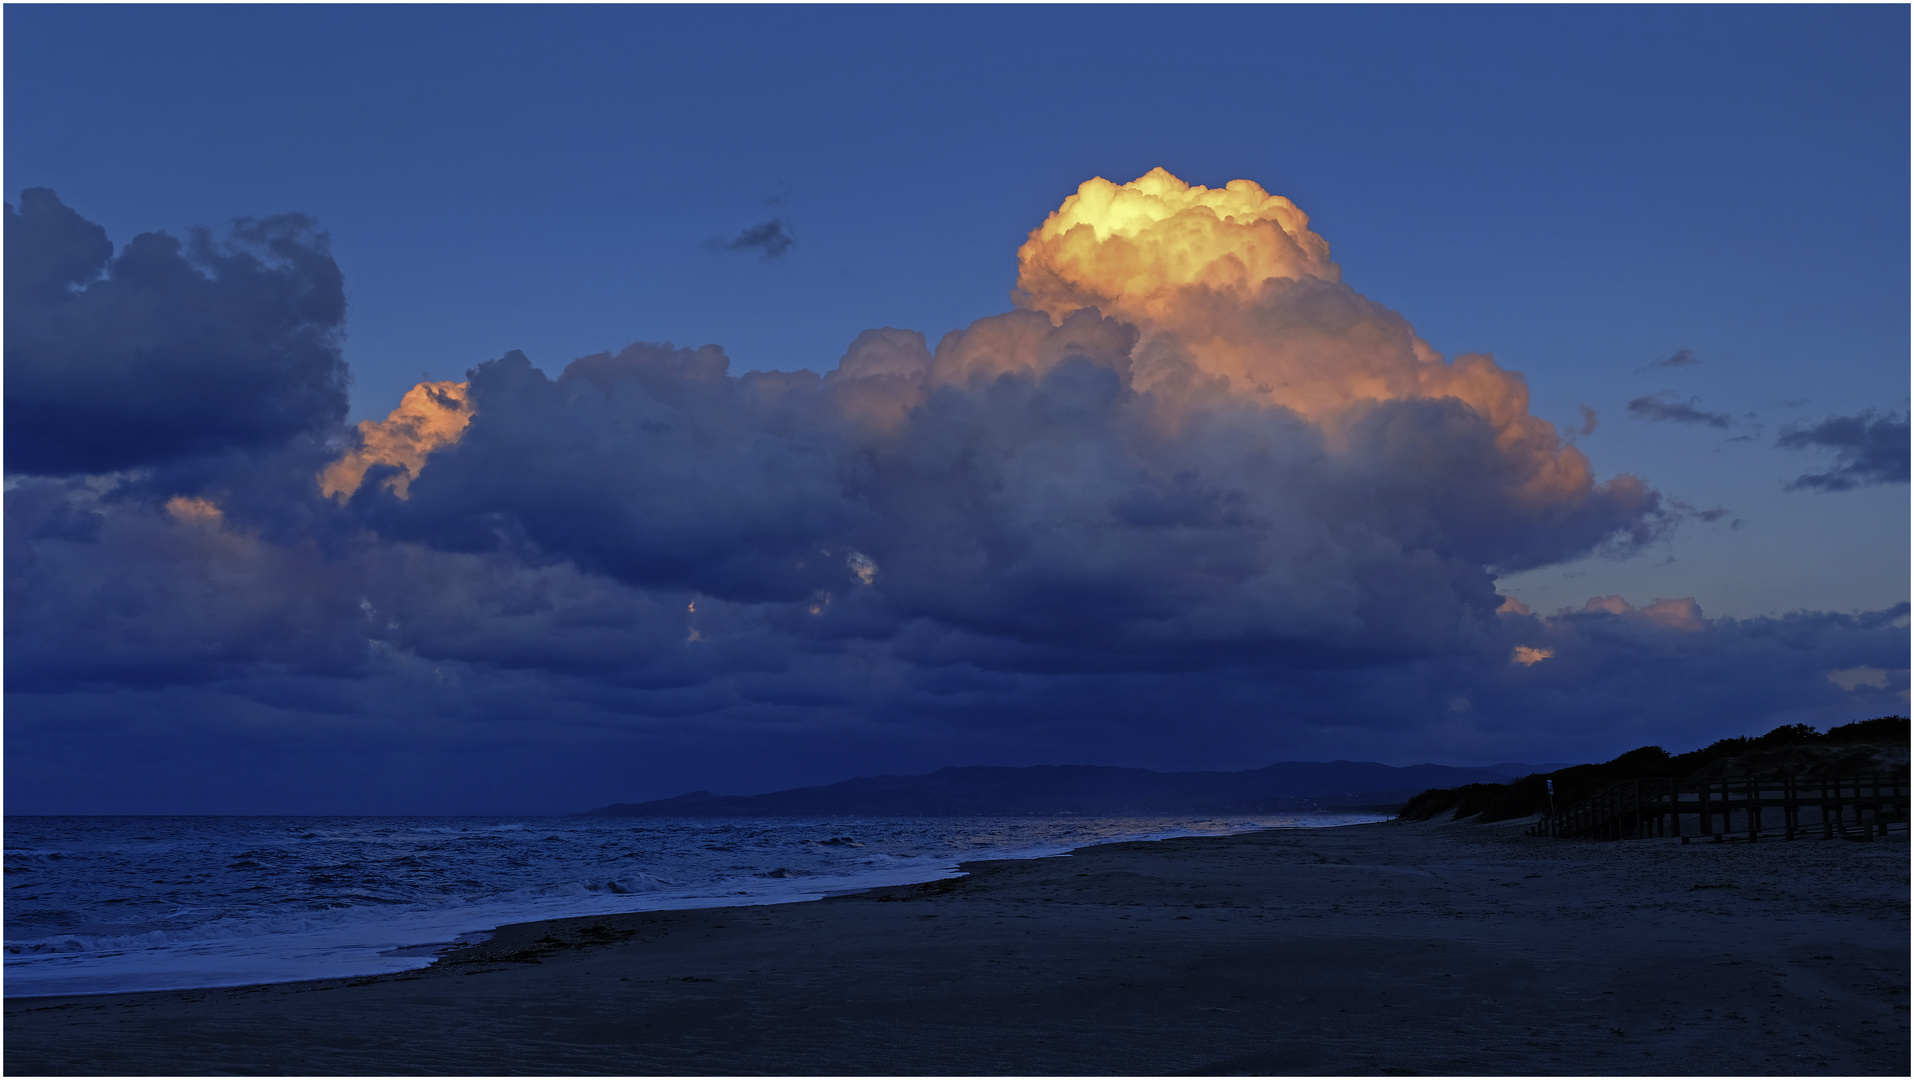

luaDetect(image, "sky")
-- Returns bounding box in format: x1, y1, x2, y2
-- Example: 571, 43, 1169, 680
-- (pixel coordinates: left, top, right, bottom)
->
5, 5, 1908, 815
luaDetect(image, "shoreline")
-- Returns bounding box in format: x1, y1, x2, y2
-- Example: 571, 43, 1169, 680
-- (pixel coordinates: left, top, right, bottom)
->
4, 813, 1382, 1001
7, 819, 1906, 1075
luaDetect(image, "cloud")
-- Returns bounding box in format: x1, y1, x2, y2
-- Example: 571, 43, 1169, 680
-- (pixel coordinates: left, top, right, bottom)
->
4, 189, 350, 476
340, 277, 1660, 661
708, 217, 794, 258
1562, 594, 1706, 631
1775, 409, 1909, 491
1827, 666, 1890, 691
1626, 393, 1732, 428
4, 477, 373, 690
1646, 348, 1701, 369
321, 380, 473, 500
1575, 405, 1598, 437
6, 174, 1903, 813
12, 173, 1663, 693
1663, 497, 1733, 527
362, 345, 865, 604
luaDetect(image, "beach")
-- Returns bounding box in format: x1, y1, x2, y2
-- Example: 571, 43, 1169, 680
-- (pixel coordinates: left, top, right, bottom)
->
6, 819, 1906, 1076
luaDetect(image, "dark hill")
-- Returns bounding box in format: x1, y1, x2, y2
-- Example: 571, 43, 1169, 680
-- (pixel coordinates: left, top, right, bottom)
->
1399, 715, 1910, 824
583, 760, 1545, 817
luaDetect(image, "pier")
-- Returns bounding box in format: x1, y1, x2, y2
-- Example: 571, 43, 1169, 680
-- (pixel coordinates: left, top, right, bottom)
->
1529, 773, 1909, 841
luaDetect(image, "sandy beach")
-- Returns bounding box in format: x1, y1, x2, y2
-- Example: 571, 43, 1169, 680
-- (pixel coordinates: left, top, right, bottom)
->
6, 819, 1906, 1076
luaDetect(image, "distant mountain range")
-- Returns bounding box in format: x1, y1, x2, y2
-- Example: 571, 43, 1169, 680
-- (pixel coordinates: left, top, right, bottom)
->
582, 760, 1566, 817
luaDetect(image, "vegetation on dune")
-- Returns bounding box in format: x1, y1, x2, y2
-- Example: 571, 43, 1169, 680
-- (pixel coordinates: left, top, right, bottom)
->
1398, 716, 1910, 824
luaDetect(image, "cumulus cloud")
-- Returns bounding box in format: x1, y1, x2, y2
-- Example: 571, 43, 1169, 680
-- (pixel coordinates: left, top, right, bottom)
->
362, 345, 865, 604
332, 166, 1664, 663
321, 380, 473, 500
1626, 393, 1732, 428
1013, 170, 1582, 454
7, 174, 1903, 812
1775, 409, 1909, 491
12, 172, 1670, 698
4, 189, 349, 476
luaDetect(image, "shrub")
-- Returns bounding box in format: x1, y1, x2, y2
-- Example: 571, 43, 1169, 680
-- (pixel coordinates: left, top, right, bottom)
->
1395, 715, 1908, 822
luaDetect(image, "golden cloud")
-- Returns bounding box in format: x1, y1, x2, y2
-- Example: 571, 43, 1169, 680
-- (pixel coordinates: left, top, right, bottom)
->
1573, 595, 1706, 632
320, 380, 473, 500
1012, 168, 1598, 505
165, 496, 222, 521
1015, 167, 1339, 323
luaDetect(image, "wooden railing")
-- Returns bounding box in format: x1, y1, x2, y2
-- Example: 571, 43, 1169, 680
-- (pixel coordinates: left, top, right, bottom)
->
1528, 773, 1910, 841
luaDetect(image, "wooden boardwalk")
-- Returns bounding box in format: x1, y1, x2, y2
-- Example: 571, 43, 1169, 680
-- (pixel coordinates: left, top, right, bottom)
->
1528, 773, 1910, 841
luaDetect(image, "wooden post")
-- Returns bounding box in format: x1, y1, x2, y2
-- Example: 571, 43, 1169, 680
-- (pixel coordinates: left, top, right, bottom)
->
1532, 770, 1905, 846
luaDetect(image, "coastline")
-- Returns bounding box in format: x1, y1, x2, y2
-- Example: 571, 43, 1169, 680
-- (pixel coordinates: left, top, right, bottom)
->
7, 819, 1906, 1075
3, 814, 1382, 1000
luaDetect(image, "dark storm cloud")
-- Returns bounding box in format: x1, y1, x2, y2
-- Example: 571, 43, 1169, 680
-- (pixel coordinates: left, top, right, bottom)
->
3, 479, 371, 691
364, 344, 862, 603
708, 217, 794, 258
333, 307, 1663, 672
4, 189, 350, 476
1626, 393, 1732, 428
1775, 410, 1910, 491
7, 299, 1671, 713
7, 542, 1905, 812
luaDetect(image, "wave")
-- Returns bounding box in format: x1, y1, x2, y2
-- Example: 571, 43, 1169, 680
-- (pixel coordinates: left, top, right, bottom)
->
4, 812, 1382, 996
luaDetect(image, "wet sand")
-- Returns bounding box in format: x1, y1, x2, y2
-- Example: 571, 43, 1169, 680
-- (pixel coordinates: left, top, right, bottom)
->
6, 819, 1907, 1076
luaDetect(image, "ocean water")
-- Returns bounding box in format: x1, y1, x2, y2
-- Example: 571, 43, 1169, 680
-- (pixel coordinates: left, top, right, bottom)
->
5, 812, 1381, 997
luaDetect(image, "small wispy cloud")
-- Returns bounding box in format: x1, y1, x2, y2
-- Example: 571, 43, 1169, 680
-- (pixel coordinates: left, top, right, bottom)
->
707, 217, 794, 259
1776, 409, 1910, 491
1627, 393, 1732, 428
1645, 347, 1701, 370
1667, 497, 1739, 529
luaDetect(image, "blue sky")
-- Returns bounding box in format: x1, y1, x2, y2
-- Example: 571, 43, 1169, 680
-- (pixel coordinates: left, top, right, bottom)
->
6, 5, 1907, 813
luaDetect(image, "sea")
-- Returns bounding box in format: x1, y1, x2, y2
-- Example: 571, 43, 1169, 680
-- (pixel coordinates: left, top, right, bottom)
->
4, 812, 1382, 998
